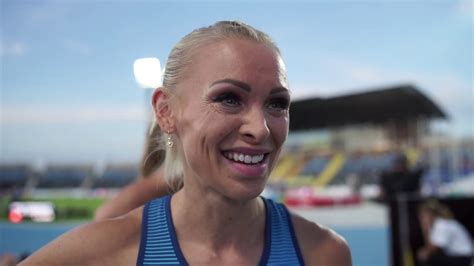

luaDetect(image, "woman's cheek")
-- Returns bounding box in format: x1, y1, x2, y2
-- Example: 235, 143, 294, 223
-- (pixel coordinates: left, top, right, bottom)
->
269, 116, 289, 143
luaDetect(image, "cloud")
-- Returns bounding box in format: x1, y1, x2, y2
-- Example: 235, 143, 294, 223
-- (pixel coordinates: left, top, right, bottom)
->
295, 57, 472, 110
0, 41, 27, 56
1, 104, 149, 125
291, 59, 398, 99
291, 57, 473, 136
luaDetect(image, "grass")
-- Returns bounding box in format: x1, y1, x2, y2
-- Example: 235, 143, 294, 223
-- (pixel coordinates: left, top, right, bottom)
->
0, 196, 106, 222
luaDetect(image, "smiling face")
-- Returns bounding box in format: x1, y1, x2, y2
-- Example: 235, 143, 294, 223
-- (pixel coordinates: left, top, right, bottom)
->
171, 38, 290, 201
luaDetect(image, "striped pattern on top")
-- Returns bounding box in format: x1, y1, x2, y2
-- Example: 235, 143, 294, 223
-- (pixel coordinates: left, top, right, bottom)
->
138, 197, 181, 265
137, 196, 304, 266
264, 199, 304, 266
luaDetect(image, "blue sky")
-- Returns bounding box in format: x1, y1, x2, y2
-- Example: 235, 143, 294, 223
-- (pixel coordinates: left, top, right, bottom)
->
1, 0, 472, 164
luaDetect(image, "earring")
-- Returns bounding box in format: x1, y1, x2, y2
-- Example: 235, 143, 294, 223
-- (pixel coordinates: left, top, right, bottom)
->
166, 131, 174, 148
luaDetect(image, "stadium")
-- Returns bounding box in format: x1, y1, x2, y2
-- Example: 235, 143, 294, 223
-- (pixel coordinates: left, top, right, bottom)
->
2, 83, 473, 265
1, 2, 472, 266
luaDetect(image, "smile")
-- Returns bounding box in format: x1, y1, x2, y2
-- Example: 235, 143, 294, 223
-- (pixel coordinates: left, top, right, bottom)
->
223, 151, 266, 165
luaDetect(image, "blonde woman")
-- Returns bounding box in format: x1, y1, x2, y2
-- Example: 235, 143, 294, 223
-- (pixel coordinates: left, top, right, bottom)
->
21, 21, 351, 266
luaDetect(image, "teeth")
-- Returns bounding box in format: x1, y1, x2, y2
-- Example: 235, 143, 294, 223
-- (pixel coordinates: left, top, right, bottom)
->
224, 151, 265, 165
244, 155, 251, 164
251, 155, 262, 164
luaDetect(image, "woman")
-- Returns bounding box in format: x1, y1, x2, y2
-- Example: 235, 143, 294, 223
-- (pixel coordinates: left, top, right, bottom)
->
417, 200, 473, 266
20, 21, 351, 266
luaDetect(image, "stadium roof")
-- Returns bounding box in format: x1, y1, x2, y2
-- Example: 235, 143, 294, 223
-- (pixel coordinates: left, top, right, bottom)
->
289, 84, 447, 131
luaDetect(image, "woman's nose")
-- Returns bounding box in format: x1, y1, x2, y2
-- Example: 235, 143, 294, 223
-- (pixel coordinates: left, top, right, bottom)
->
239, 107, 270, 144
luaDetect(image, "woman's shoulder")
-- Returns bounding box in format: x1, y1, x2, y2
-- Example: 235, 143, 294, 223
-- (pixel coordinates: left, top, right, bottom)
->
20, 206, 145, 266
290, 212, 352, 266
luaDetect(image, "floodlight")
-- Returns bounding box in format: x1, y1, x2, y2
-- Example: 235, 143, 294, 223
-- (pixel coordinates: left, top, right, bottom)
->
133, 57, 162, 89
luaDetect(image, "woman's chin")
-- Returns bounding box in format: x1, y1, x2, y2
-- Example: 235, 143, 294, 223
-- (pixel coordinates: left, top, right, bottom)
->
224, 183, 266, 202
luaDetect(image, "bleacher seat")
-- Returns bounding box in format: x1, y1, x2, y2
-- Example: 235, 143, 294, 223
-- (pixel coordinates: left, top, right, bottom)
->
301, 155, 330, 176
37, 166, 90, 188
332, 155, 359, 185
0, 165, 30, 189
92, 166, 138, 188
461, 148, 474, 176
331, 152, 395, 185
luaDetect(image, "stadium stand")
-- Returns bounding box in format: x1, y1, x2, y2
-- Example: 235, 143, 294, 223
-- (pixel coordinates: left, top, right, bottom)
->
312, 152, 346, 187
271, 149, 401, 187
0, 164, 31, 190
301, 154, 331, 176
421, 142, 474, 188
271, 153, 301, 180
289, 84, 446, 131
36, 165, 91, 188
92, 165, 138, 188
461, 148, 474, 176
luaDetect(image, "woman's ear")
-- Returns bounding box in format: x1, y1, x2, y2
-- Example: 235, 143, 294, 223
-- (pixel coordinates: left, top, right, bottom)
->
152, 88, 175, 133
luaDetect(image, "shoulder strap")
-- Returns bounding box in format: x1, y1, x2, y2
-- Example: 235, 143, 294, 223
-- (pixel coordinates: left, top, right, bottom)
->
260, 198, 305, 266
136, 195, 181, 265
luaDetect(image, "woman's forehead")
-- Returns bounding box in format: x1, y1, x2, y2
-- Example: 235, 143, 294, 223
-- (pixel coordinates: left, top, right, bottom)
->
184, 39, 287, 87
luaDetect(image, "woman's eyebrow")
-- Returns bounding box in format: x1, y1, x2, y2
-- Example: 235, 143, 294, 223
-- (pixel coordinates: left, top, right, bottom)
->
270, 86, 289, 95
210, 79, 289, 94
211, 79, 251, 92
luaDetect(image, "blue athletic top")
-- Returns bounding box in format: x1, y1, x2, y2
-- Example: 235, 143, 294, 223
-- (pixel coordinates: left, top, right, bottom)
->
136, 195, 304, 266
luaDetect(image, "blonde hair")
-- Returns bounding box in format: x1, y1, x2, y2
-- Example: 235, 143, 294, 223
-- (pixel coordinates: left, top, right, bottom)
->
419, 199, 454, 219
154, 21, 284, 192
140, 123, 165, 177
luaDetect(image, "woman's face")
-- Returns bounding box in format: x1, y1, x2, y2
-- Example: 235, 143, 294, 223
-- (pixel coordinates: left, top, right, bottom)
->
173, 38, 289, 200
418, 209, 434, 230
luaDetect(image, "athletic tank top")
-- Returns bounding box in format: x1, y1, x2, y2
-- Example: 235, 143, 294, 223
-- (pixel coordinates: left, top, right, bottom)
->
136, 195, 304, 265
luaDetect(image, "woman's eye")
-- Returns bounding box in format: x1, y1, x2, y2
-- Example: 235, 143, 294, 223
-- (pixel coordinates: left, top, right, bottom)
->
267, 97, 290, 112
213, 92, 241, 107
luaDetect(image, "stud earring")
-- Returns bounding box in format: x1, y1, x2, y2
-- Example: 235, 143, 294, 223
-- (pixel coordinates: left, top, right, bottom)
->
166, 131, 174, 148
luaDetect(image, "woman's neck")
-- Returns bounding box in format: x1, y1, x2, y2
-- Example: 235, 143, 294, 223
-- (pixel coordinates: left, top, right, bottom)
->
170, 186, 266, 251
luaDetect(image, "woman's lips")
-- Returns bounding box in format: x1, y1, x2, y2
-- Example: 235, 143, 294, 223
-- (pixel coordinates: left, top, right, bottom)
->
222, 150, 269, 177
223, 151, 265, 164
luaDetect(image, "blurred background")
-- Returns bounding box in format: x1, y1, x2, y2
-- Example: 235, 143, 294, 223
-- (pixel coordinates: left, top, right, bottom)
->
1, 1, 472, 265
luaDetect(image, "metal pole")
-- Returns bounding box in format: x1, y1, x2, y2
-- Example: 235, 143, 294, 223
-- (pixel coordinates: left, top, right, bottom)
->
397, 193, 414, 266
